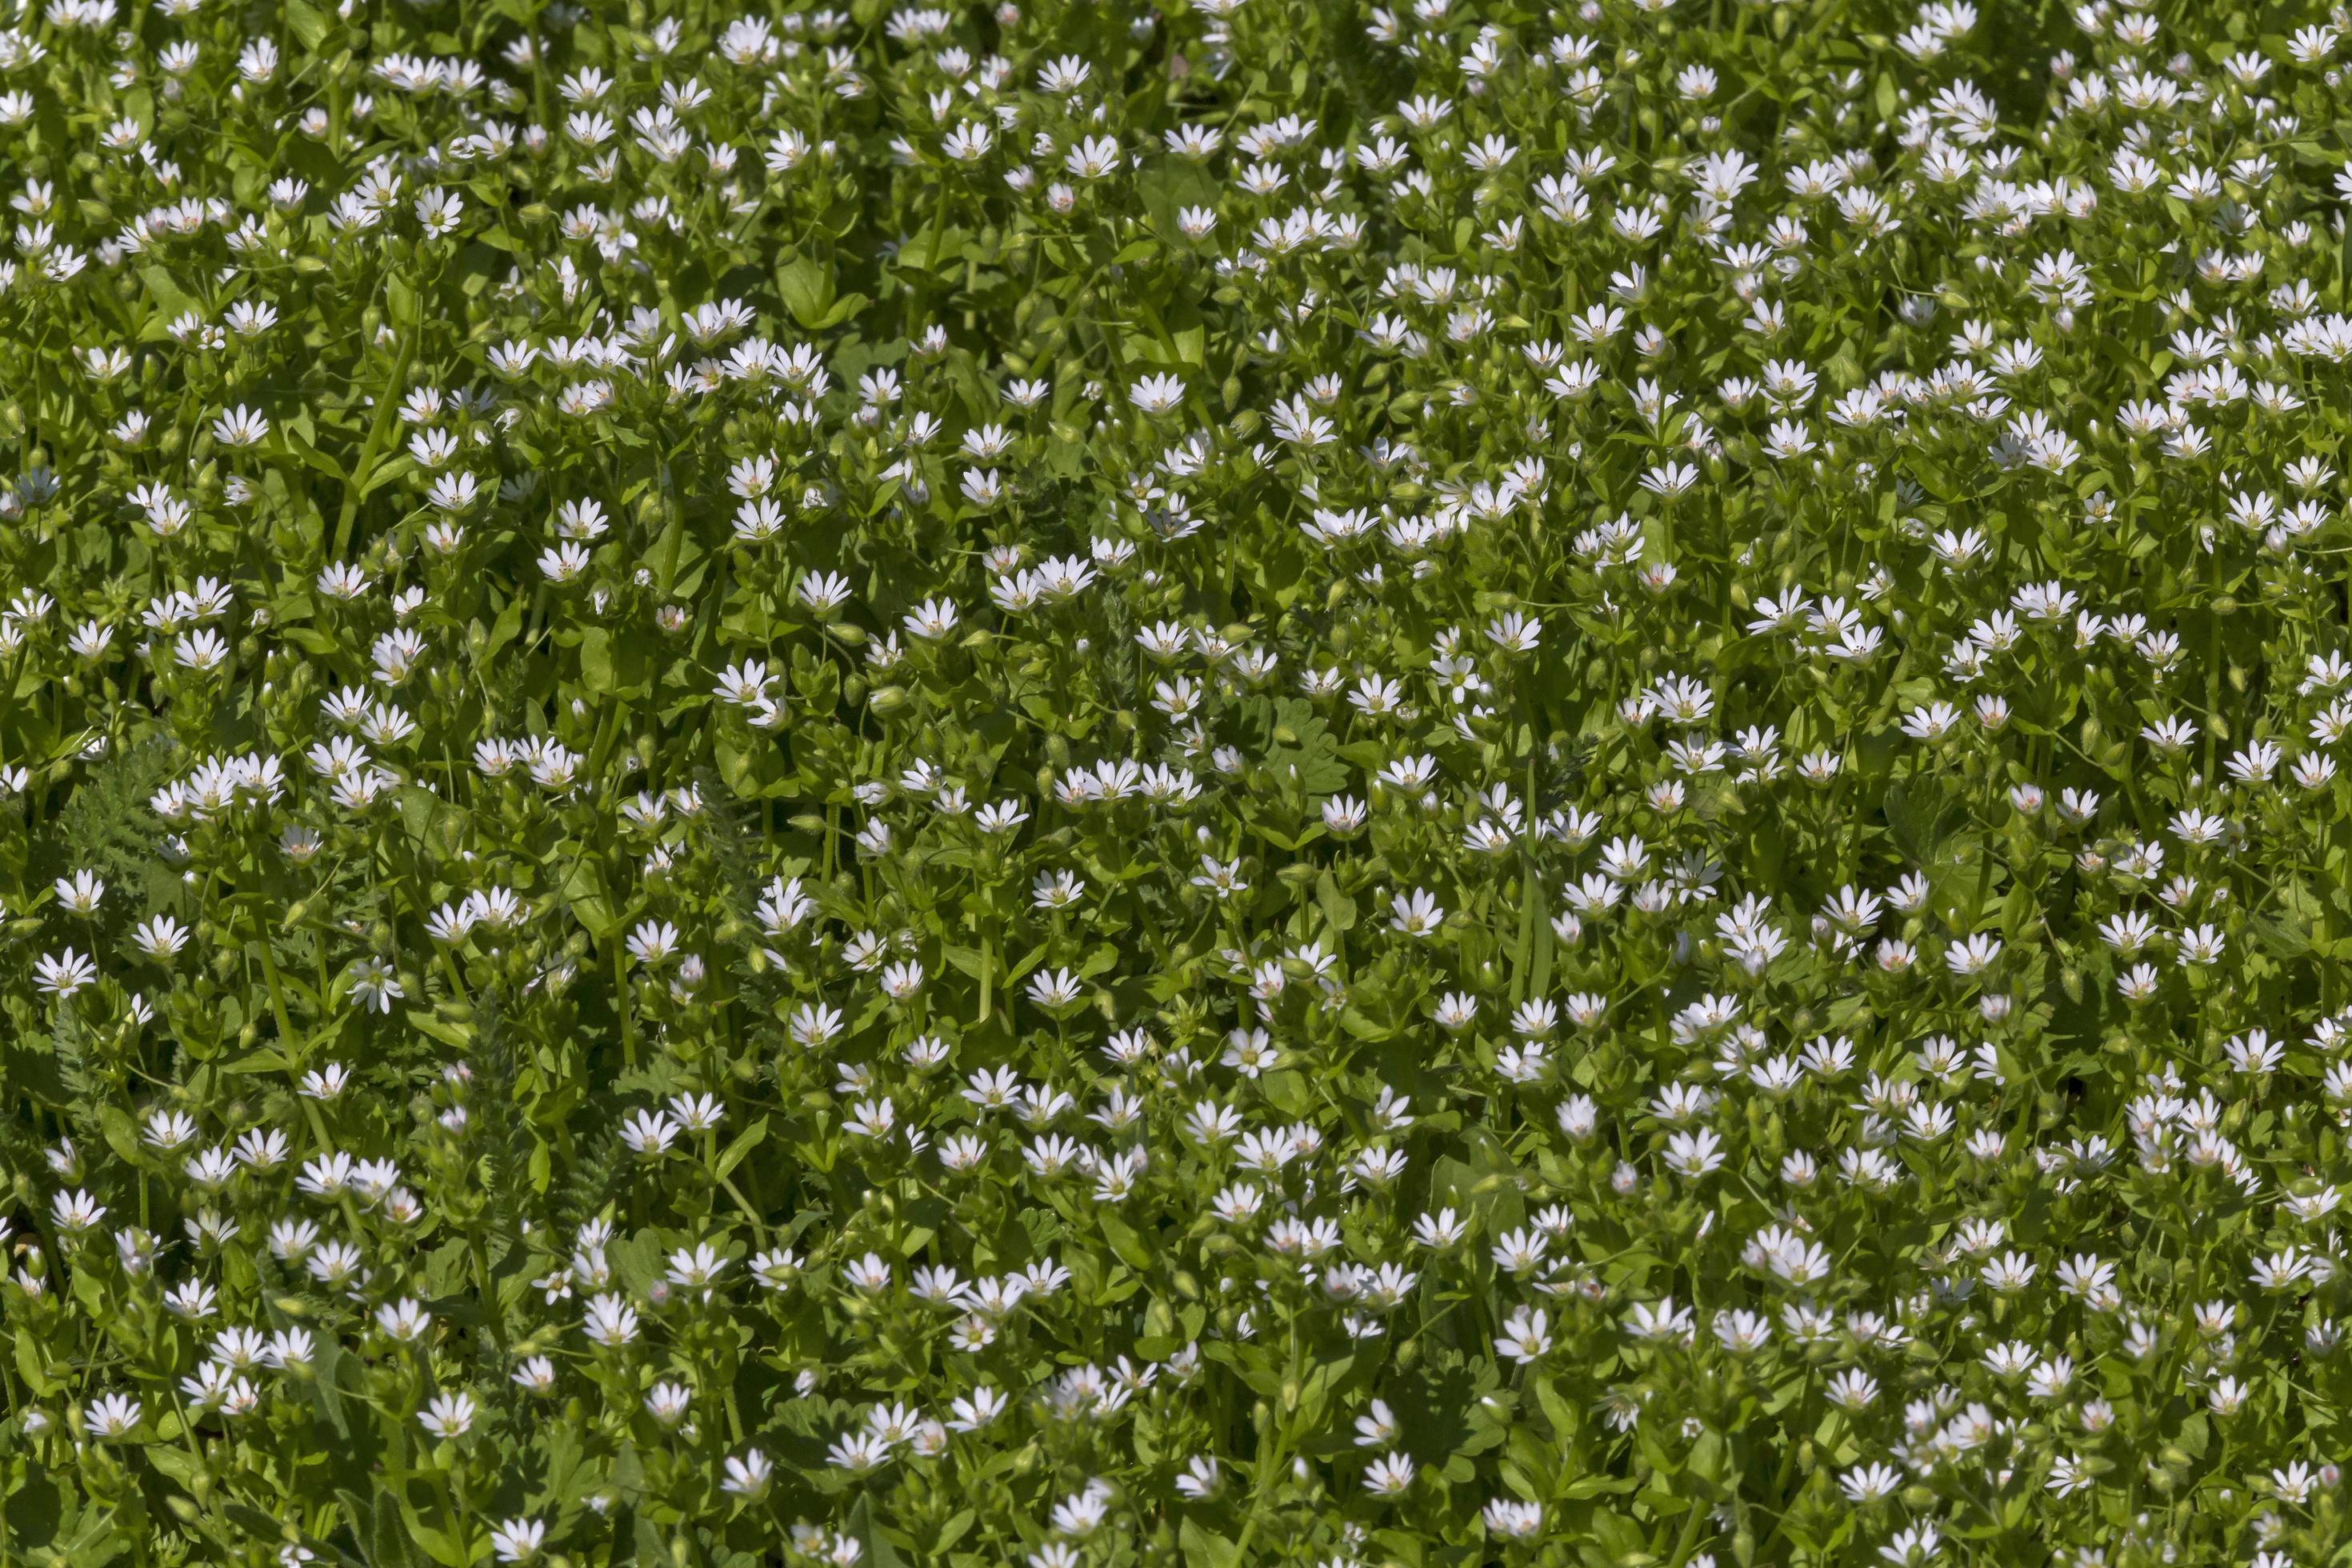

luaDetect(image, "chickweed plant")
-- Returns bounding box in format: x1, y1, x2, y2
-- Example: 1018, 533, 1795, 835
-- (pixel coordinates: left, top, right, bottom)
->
2, 0, 2351, 1563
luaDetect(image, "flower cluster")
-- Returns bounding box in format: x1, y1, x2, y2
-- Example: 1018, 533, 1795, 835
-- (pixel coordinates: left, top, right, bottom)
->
6, 0, 2352, 1563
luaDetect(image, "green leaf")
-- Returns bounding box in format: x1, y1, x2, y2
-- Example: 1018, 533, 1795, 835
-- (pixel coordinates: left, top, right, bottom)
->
1315, 870, 1357, 934
716, 1114, 770, 1179
776, 253, 836, 329
284, 0, 330, 49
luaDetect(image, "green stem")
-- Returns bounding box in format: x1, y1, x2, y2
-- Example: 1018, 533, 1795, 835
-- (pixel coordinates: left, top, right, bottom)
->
331, 329, 418, 561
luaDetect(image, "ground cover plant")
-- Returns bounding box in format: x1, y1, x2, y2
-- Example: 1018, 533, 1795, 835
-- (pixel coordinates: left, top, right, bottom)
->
8, 0, 2352, 1562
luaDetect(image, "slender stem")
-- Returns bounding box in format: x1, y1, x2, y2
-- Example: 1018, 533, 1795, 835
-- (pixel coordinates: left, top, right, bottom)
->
332, 329, 418, 561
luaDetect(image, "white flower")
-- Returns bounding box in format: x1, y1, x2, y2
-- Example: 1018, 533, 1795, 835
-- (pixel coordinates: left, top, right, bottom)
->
210, 405, 270, 446
84, 1394, 142, 1438
722, 1450, 774, 1496
419, 1392, 476, 1438
1129, 374, 1186, 414
489, 1518, 546, 1563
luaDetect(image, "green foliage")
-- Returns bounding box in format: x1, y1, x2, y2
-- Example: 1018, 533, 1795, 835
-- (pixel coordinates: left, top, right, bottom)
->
2, 0, 2352, 1565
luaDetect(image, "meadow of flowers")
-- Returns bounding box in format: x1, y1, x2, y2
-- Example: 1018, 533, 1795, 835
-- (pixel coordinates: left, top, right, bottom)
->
11, 0, 2352, 1562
